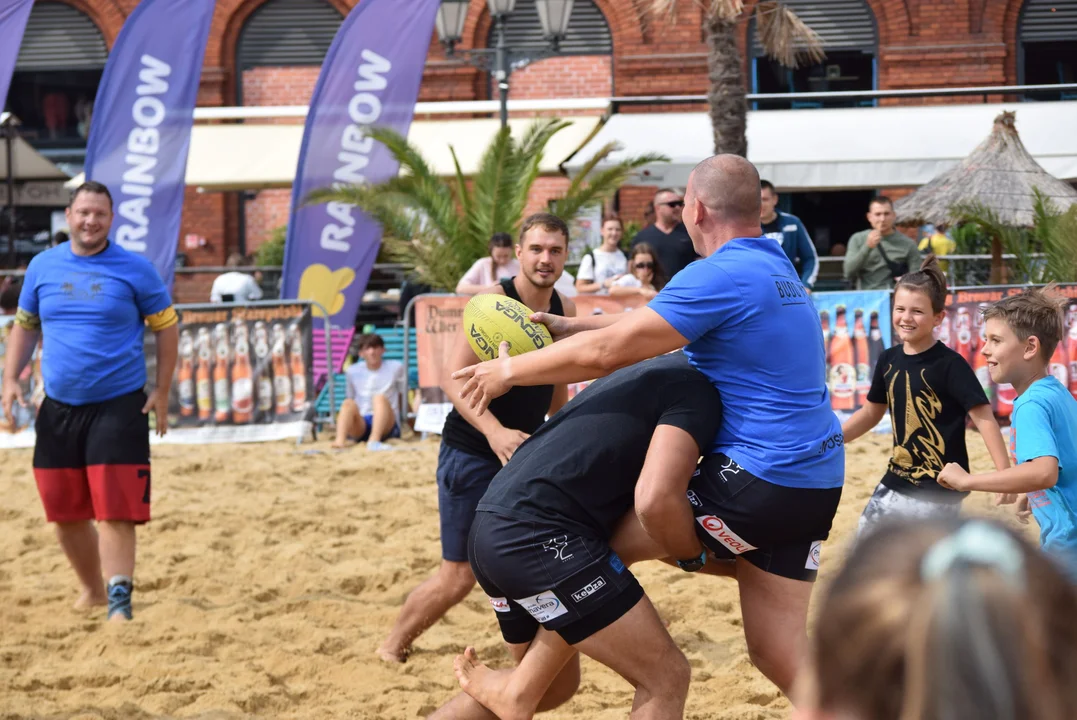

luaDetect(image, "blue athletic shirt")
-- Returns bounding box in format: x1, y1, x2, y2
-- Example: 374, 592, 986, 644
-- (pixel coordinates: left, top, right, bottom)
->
648, 236, 844, 490
1010, 376, 1077, 579
17, 242, 174, 405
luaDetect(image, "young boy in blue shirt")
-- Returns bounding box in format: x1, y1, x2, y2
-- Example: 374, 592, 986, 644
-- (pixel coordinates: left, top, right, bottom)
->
939, 286, 1077, 580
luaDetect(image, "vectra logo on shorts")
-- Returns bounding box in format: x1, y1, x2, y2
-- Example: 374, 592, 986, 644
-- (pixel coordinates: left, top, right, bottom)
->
805, 540, 822, 571
570, 576, 607, 603
494, 301, 548, 349
516, 590, 568, 623
697, 515, 757, 555
488, 596, 511, 613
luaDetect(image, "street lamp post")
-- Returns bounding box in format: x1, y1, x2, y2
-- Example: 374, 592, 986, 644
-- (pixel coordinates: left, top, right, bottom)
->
435, 0, 575, 128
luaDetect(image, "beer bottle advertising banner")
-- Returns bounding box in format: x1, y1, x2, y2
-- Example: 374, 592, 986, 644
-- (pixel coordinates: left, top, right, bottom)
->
165, 303, 315, 443
943, 285, 1077, 418
812, 290, 893, 415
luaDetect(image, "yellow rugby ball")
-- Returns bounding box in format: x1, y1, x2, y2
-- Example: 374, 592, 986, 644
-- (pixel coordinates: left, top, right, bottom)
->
464, 293, 554, 360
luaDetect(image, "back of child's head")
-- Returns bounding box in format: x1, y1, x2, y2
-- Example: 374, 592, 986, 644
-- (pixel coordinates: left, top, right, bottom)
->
982, 286, 1068, 362
895, 254, 948, 314
800, 518, 1077, 720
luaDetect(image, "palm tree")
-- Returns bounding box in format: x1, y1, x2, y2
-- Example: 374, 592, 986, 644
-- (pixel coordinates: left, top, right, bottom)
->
651, 1, 824, 156
954, 190, 1077, 285
305, 118, 665, 291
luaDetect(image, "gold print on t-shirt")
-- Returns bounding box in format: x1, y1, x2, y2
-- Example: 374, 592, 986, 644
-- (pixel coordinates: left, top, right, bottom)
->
887, 367, 946, 484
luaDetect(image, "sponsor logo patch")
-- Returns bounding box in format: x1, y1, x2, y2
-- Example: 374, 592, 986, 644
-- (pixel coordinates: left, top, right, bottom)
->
608, 553, 625, 574
805, 541, 822, 571
541, 535, 574, 562
570, 576, 607, 603
686, 489, 702, 507
697, 515, 757, 555
488, 596, 511, 613
515, 591, 568, 623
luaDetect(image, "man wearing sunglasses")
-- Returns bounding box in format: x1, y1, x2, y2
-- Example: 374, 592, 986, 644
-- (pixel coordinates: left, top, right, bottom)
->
630, 188, 699, 280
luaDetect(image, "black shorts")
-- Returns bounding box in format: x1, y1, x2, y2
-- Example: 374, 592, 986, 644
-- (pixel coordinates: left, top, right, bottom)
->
687, 453, 842, 581
33, 390, 152, 524
468, 510, 644, 645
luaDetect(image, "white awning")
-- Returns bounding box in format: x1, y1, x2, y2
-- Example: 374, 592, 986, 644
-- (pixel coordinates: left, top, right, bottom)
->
66, 115, 602, 192
562, 101, 1077, 191
0, 113, 70, 182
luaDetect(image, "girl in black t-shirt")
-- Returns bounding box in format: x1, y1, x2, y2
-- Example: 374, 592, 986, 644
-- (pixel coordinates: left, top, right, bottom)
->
840, 255, 1011, 537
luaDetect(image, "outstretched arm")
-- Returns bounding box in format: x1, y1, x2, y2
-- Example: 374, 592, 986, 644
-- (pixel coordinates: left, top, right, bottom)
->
453, 308, 688, 415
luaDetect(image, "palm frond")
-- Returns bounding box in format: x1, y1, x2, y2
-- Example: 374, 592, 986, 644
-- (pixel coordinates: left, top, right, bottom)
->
651, 1, 745, 22
364, 126, 438, 185
552, 150, 669, 221
449, 145, 473, 221
468, 126, 518, 245
754, 2, 825, 68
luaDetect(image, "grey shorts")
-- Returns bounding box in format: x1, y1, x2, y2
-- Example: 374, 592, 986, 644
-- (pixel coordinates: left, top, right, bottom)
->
857, 482, 962, 540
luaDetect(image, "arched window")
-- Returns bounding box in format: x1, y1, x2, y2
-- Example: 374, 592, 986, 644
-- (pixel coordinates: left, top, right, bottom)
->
1018, 0, 1077, 100
236, 0, 344, 103
750, 0, 877, 110
484, 0, 613, 100
237, 0, 343, 70
7, 2, 108, 149
487, 0, 612, 55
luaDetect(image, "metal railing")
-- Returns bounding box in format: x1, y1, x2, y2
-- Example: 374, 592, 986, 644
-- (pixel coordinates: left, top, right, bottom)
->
815, 252, 1048, 291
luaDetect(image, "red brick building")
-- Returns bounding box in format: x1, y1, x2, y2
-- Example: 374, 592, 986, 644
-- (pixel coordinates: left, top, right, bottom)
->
6, 0, 1075, 301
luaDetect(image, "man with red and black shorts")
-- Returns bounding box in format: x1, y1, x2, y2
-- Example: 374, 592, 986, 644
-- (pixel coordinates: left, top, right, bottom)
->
1, 181, 179, 622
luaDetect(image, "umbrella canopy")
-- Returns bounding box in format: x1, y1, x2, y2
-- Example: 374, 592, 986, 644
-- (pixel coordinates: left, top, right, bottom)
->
894, 110, 1077, 228
0, 112, 69, 182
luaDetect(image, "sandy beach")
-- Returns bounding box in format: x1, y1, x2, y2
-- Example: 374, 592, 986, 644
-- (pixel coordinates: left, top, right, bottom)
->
0, 429, 1035, 719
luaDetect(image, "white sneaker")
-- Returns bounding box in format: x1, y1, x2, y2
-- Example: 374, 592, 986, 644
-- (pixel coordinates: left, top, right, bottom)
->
367, 440, 395, 452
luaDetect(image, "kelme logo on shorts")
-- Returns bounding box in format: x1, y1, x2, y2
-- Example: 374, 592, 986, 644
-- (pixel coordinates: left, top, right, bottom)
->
515, 591, 568, 623
697, 515, 757, 555
488, 596, 511, 613
570, 576, 607, 603
805, 540, 822, 571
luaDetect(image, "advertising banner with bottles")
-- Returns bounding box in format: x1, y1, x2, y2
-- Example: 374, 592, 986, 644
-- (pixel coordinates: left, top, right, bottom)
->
164, 303, 314, 444
941, 285, 1077, 418
814, 290, 893, 415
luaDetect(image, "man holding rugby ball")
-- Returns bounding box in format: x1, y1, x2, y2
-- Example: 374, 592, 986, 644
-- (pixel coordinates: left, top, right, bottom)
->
377, 214, 576, 664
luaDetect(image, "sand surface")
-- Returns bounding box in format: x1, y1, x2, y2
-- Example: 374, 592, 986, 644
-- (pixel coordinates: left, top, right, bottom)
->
0, 430, 1035, 719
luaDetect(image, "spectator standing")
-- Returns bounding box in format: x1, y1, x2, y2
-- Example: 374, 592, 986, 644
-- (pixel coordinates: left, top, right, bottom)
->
332, 333, 404, 451
759, 180, 818, 290
456, 234, 518, 295
630, 188, 699, 279
843, 196, 922, 290
575, 214, 628, 294
1, 181, 179, 622
50, 231, 69, 248
210, 253, 264, 303
919, 224, 957, 272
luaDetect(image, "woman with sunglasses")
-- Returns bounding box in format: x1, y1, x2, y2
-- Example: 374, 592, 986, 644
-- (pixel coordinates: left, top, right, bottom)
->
610, 243, 666, 300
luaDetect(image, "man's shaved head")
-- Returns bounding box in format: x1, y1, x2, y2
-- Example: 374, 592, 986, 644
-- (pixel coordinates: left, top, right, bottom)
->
681, 154, 765, 256
687, 155, 761, 222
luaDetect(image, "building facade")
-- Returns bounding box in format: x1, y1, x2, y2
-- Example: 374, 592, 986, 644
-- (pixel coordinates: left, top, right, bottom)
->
5, 0, 1075, 301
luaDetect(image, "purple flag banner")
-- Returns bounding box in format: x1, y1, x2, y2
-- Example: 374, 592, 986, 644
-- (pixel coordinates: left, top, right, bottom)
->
83, 0, 216, 289
281, 0, 440, 328
0, 0, 33, 110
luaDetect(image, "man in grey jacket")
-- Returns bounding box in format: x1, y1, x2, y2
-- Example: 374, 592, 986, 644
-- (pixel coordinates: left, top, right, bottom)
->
843, 196, 922, 290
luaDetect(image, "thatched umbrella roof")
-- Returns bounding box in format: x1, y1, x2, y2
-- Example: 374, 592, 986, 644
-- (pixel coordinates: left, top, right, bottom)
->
895, 111, 1077, 227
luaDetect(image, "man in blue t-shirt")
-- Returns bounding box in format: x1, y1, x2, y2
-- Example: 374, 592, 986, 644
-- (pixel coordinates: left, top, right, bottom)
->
451, 154, 844, 695
1, 182, 179, 623
939, 288, 1077, 580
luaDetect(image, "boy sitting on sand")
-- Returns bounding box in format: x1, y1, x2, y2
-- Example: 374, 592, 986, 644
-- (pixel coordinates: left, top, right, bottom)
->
939, 287, 1077, 580
331, 333, 404, 450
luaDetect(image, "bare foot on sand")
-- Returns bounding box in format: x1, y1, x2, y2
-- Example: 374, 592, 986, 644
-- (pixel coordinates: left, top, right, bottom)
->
107, 611, 131, 623
73, 589, 107, 611
454, 647, 529, 720
330, 440, 349, 450
376, 644, 407, 663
